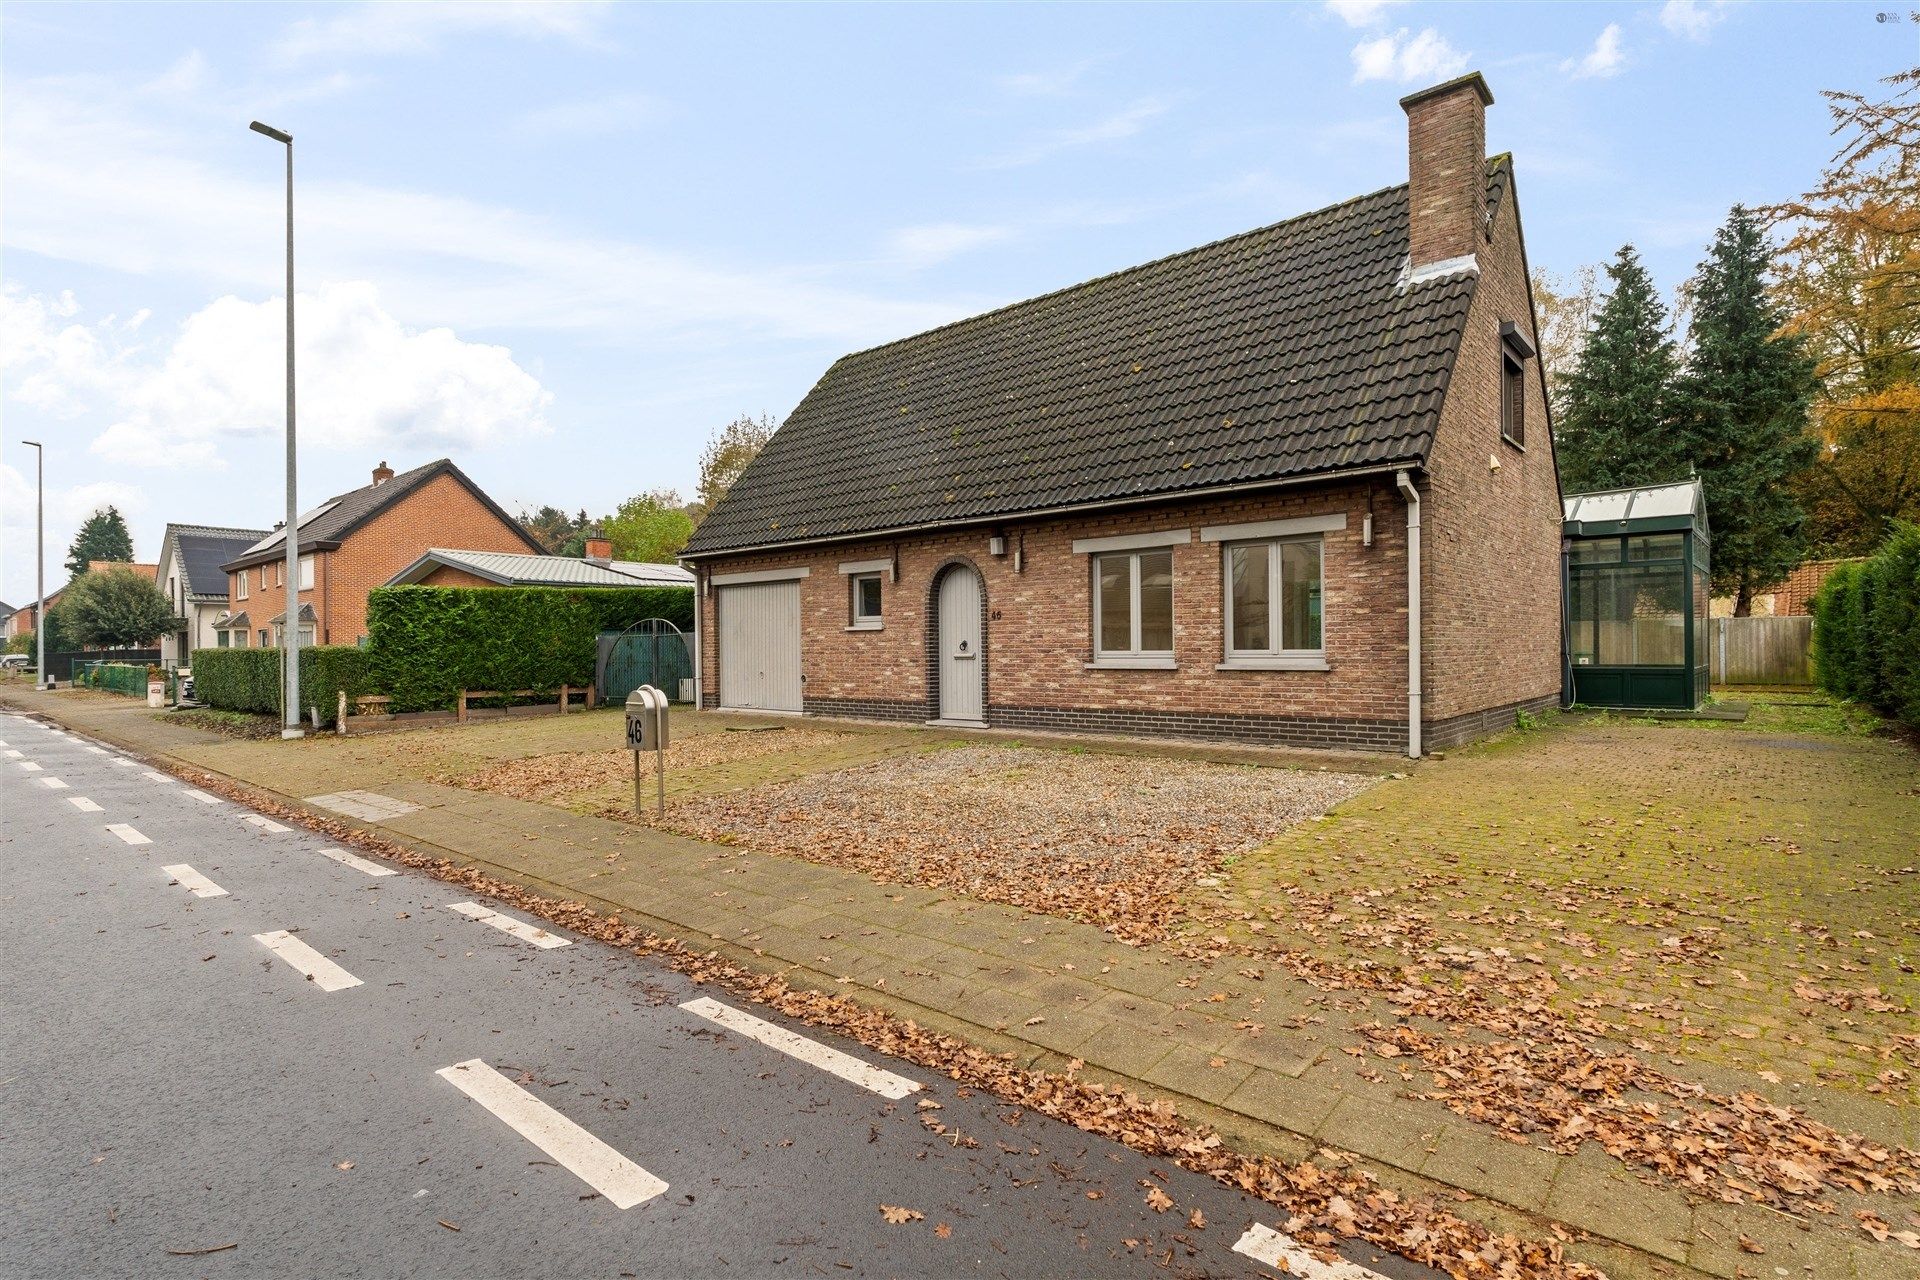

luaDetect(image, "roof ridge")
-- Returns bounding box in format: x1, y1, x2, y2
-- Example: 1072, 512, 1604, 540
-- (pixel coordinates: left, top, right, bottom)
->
170, 523, 273, 538
830, 177, 1417, 365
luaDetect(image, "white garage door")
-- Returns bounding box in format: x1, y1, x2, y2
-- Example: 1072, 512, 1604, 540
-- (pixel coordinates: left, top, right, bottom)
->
717, 581, 802, 712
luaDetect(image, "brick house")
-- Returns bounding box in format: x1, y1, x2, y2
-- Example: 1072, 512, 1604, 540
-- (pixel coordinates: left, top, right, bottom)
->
217, 459, 542, 648
679, 72, 1563, 756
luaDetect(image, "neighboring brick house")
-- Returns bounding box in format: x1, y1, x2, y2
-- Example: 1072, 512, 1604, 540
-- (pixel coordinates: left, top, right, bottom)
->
217, 459, 543, 648
680, 72, 1562, 757
1710, 557, 1865, 618
156, 524, 269, 663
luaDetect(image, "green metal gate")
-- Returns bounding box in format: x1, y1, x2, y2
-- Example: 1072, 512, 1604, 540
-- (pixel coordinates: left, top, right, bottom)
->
596, 618, 694, 704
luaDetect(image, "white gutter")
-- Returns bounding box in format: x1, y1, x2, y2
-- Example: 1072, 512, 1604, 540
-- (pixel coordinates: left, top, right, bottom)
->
1395, 469, 1422, 760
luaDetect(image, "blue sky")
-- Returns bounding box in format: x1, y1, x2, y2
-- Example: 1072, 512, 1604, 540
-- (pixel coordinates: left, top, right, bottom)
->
3, 1, 1913, 607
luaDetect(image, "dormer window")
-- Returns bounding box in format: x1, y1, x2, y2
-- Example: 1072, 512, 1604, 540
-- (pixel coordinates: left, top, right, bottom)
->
1499, 320, 1535, 450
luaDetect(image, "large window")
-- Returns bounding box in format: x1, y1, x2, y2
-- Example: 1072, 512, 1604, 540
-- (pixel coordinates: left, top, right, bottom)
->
1224, 538, 1323, 664
1093, 549, 1173, 662
299, 555, 315, 591
1567, 535, 1687, 667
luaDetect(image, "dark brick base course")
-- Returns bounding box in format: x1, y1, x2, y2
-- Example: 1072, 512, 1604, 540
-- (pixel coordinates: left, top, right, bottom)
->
1424, 692, 1560, 751
803, 695, 924, 724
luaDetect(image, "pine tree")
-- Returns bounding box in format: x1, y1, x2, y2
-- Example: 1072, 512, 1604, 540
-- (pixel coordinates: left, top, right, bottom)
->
63, 506, 135, 580
1555, 245, 1688, 492
1675, 207, 1820, 614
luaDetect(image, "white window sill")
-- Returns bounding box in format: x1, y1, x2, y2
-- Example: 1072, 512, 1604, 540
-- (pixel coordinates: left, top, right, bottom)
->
1085, 657, 1177, 671
1501, 433, 1526, 452
1216, 657, 1330, 672
845, 621, 883, 632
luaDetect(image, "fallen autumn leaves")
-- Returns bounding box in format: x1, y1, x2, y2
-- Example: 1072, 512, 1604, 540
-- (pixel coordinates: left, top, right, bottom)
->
163, 760, 1601, 1280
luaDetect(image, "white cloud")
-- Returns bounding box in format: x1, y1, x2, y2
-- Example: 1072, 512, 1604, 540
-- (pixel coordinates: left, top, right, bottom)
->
274, 1, 611, 62
976, 97, 1172, 169
0, 461, 149, 575
997, 57, 1103, 97
4, 284, 553, 470
1325, 0, 1407, 28
1659, 0, 1731, 41
1350, 28, 1469, 86
3, 69, 971, 350
1563, 24, 1627, 79
510, 92, 668, 139
884, 223, 1017, 270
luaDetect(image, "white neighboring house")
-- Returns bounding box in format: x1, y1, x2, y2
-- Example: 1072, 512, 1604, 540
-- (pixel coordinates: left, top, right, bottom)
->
156, 524, 270, 665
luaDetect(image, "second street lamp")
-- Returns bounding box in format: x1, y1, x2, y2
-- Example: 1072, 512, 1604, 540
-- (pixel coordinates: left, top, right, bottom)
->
250, 119, 302, 738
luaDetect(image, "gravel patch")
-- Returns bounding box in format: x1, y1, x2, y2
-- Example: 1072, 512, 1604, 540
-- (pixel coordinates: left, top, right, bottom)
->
674, 745, 1376, 941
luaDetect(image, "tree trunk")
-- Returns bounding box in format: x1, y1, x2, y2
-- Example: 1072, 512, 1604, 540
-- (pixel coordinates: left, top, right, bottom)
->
1733, 582, 1753, 617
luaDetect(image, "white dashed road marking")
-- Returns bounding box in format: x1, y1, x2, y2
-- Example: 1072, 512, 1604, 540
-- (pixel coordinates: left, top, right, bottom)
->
3, 749, 21, 758
105, 824, 151, 846
242, 814, 291, 833
68, 797, 104, 813
38, 777, 69, 790
82, 744, 107, 754
113, 758, 137, 769
1233, 1224, 1383, 1279
184, 789, 221, 805
18, 761, 42, 772
680, 996, 922, 1099
446, 901, 571, 949
315, 846, 396, 877
143, 770, 172, 784
436, 1059, 667, 1209
252, 931, 362, 991
163, 864, 229, 898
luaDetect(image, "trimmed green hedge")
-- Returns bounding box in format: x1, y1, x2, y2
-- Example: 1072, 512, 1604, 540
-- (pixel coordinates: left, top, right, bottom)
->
1810, 523, 1920, 727
190, 646, 372, 727
365, 585, 693, 713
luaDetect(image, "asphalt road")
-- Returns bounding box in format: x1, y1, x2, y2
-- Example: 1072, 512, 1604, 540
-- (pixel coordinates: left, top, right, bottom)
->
1, 708, 1439, 1280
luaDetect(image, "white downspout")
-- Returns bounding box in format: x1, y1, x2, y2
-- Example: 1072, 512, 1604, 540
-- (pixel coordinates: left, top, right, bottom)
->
1395, 469, 1422, 759
690, 566, 704, 709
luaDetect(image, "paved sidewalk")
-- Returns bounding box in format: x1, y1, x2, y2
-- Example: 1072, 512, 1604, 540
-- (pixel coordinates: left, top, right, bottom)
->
8, 685, 1914, 1280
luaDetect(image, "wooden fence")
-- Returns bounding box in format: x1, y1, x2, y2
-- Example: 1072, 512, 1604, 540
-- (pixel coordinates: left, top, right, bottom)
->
1709, 616, 1813, 686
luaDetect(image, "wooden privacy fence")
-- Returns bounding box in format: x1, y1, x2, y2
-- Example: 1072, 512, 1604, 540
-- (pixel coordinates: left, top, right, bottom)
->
1710, 616, 1812, 686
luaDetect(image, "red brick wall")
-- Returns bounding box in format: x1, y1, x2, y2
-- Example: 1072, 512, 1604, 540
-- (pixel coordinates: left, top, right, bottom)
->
228, 472, 531, 644
1419, 169, 1564, 730
416, 565, 498, 588
697, 480, 1420, 748
1404, 78, 1488, 270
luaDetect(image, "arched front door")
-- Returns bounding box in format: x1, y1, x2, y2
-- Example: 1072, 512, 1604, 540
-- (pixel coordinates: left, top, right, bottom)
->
935, 566, 984, 724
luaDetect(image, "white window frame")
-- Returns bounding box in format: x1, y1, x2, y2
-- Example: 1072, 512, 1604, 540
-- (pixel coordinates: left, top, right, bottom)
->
1219, 535, 1328, 671
299, 554, 315, 591
236, 572, 249, 601
1089, 549, 1175, 669
848, 572, 883, 630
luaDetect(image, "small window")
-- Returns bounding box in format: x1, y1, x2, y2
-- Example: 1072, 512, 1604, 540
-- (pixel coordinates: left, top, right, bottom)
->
275, 562, 284, 587
259, 567, 268, 591
1225, 538, 1324, 662
1501, 351, 1525, 448
217, 631, 231, 648
259, 628, 269, 647
299, 555, 314, 591
232, 630, 247, 648
1092, 549, 1174, 662
849, 572, 883, 628
236, 572, 249, 601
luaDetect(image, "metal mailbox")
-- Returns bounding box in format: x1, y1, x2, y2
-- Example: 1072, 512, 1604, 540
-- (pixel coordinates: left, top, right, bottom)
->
625, 685, 669, 817
625, 685, 669, 751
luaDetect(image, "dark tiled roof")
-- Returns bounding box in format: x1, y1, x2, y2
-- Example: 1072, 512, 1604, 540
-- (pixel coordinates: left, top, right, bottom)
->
223, 459, 542, 570
267, 603, 318, 626
220, 611, 251, 631
166, 525, 270, 599
685, 160, 1509, 558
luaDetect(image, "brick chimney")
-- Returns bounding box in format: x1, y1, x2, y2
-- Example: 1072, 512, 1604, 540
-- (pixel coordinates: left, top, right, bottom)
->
583, 527, 612, 564
1400, 72, 1493, 274
371, 460, 395, 485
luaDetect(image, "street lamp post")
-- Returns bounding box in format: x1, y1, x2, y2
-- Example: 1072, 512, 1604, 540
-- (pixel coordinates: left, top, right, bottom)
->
20, 440, 45, 689
250, 119, 302, 739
